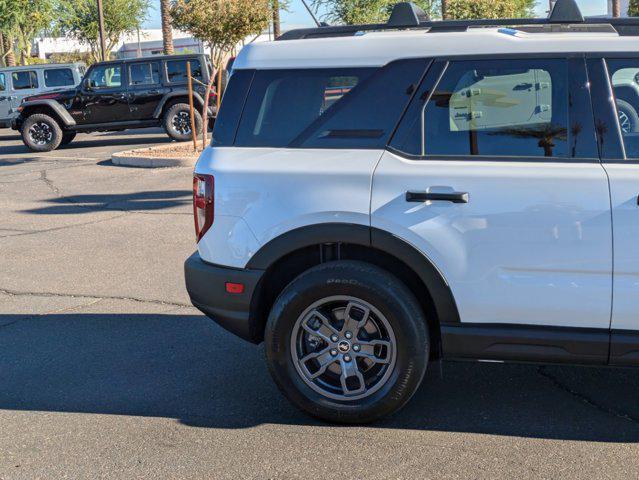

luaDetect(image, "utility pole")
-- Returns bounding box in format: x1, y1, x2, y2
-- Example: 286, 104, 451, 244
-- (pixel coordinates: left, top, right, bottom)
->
97, 0, 108, 61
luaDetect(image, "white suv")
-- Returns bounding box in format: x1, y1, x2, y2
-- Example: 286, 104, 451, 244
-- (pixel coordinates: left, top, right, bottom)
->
185, 0, 639, 423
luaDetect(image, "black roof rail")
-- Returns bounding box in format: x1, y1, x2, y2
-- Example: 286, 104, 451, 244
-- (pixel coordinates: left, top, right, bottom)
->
278, 0, 639, 40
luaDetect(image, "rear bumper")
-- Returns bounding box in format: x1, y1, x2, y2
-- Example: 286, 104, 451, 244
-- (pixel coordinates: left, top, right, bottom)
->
184, 252, 264, 343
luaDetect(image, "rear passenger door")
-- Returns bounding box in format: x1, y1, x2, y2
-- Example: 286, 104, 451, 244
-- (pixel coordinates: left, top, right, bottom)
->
0, 72, 11, 121
126, 60, 166, 120
591, 56, 639, 365
10, 69, 39, 112
372, 57, 613, 361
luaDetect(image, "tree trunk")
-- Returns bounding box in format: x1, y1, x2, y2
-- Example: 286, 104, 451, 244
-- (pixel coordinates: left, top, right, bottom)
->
0, 32, 5, 67
612, 0, 621, 17
441, 0, 449, 19
272, 0, 281, 39
3, 35, 16, 67
161, 0, 174, 55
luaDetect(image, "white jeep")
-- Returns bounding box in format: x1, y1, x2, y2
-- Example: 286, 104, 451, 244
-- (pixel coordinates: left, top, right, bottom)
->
185, 0, 639, 423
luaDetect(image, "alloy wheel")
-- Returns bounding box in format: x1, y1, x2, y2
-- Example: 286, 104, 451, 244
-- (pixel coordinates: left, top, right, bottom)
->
28, 122, 53, 145
172, 112, 192, 135
290, 295, 397, 401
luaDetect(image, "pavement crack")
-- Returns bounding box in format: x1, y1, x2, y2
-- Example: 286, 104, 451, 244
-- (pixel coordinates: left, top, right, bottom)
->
0, 287, 191, 309
537, 366, 639, 424
0, 213, 130, 239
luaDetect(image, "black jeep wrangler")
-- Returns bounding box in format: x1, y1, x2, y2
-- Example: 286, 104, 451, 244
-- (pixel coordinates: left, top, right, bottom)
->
12, 54, 214, 152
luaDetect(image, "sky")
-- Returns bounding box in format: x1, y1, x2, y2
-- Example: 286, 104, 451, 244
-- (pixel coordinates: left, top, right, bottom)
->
142, 0, 611, 31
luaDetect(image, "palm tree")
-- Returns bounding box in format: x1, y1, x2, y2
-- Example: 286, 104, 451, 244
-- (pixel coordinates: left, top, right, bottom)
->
272, 0, 281, 38
3, 34, 15, 66
612, 0, 621, 17
441, 0, 449, 19
160, 0, 174, 55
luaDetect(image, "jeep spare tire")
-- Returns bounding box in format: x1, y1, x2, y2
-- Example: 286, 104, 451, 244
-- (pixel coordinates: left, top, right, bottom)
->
163, 103, 203, 141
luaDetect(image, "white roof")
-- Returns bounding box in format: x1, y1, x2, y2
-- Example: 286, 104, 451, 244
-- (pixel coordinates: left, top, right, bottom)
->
233, 28, 638, 70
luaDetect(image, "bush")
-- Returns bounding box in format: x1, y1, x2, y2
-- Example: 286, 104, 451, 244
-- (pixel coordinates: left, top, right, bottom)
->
629, 0, 639, 16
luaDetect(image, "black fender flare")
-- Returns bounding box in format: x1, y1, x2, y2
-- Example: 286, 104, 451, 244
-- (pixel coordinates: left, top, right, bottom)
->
20, 100, 76, 127
246, 223, 461, 325
153, 91, 206, 118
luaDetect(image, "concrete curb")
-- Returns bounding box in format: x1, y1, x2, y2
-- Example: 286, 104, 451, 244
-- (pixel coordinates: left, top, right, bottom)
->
111, 143, 199, 168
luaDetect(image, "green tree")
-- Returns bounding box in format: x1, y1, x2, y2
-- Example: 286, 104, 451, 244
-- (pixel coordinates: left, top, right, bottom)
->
313, 0, 439, 24
171, 0, 271, 146
629, 0, 639, 16
446, 0, 535, 19
0, 0, 20, 66
55, 0, 150, 62
14, 0, 53, 64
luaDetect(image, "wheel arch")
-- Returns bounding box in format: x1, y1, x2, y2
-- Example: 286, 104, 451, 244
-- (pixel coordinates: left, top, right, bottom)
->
154, 91, 205, 118
247, 223, 460, 354
20, 100, 75, 128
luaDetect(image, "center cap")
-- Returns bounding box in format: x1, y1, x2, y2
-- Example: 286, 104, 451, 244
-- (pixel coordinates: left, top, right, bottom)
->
337, 340, 351, 353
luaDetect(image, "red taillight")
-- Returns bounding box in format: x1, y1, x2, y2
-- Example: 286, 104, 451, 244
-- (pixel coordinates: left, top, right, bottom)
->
225, 282, 245, 294
193, 174, 214, 242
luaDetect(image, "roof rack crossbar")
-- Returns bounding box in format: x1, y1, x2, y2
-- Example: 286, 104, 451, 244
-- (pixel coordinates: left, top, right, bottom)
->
278, 0, 639, 41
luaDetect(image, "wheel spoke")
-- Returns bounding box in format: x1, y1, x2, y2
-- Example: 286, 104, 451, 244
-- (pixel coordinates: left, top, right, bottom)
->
302, 310, 339, 343
355, 339, 392, 364
342, 301, 371, 335
300, 347, 337, 379
339, 358, 366, 396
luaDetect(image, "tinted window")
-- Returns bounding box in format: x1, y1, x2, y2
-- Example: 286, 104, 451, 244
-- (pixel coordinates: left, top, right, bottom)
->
167, 59, 202, 83
235, 68, 375, 147
129, 62, 160, 86
0, 73, 5, 92
404, 59, 570, 158
87, 65, 122, 88
44, 68, 74, 87
292, 59, 430, 149
607, 59, 639, 159
212, 70, 254, 147
12, 71, 38, 90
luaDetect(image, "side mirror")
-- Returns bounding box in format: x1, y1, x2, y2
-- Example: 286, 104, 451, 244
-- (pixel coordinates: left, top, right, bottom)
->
83, 79, 94, 91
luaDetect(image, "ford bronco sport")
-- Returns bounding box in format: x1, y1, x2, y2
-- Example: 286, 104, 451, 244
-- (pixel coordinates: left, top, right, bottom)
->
185, 0, 639, 423
12, 54, 213, 152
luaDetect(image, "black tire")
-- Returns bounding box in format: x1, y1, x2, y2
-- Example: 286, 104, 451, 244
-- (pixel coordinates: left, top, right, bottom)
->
616, 98, 639, 134
163, 103, 203, 141
21, 113, 63, 152
265, 260, 429, 424
60, 132, 76, 146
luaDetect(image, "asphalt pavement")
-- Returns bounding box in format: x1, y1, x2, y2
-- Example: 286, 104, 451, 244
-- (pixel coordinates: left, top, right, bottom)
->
1, 128, 639, 479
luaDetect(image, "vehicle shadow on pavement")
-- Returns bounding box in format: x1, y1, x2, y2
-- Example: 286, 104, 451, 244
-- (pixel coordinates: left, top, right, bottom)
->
21, 190, 191, 214
1, 312, 638, 442
0, 135, 171, 156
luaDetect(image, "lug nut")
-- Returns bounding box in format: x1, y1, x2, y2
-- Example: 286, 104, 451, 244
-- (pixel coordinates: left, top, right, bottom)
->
345, 331, 353, 339
343, 355, 352, 362
353, 344, 360, 352
330, 334, 339, 342
330, 349, 338, 356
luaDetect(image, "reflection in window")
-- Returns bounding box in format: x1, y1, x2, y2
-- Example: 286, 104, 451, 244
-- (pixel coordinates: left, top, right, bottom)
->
129, 62, 160, 85
608, 61, 639, 158
423, 59, 569, 157
166, 60, 202, 83
44, 68, 75, 87
0, 73, 5, 92
12, 71, 38, 90
87, 65, 122, 88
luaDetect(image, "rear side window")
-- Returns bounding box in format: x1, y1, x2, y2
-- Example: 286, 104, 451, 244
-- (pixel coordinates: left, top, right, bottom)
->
0, 73, 5, 92
166, 59, 202, 83
234, 68, 375, 147
211, 70, 254, 147
12, 71, 38, 90
395, 59, 571, 158
129, 62, 160, 85
44, 68, 74, 87
607, 59, 639, 159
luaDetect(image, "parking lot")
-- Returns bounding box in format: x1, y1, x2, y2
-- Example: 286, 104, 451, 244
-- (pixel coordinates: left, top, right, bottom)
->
1, 128, 639, 479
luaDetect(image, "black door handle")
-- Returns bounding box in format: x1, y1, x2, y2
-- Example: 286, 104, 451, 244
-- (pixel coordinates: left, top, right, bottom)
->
406, 191, 469, 203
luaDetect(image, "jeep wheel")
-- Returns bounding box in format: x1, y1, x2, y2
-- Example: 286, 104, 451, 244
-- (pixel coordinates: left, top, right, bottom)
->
60, 132, 77, 146
21, 114, 63, 152
265, 260, 429, 424
163, 103, 202, 141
